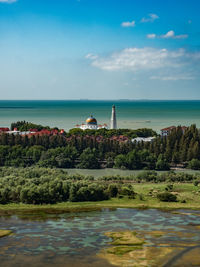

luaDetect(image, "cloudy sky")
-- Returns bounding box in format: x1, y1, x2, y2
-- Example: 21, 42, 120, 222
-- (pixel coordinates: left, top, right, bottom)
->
0, 0, 200, 99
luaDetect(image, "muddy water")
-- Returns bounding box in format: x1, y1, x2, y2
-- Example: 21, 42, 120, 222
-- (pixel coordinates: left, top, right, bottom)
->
0, 208, 200, 267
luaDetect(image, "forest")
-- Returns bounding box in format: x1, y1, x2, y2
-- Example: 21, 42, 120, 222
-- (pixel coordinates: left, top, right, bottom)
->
0, 122, 200, 170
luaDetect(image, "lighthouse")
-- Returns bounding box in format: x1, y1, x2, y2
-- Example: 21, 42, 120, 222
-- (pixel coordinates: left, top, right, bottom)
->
110, 105, 117, 129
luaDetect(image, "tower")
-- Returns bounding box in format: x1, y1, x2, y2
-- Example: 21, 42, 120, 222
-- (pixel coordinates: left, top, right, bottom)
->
110, 105, 117, 129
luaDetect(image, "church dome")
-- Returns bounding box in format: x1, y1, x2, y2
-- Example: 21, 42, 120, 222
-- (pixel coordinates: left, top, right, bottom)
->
86, 115, 97, 125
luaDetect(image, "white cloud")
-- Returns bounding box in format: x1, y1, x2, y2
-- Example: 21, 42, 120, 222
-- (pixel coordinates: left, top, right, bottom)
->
85, 47, 200, 74
162, 30, 174, 38
121, 20, 135, 27
147, 30, 188, 40
150, 75, 195, 81
141, 13, 159, 23
161, 30, 188, 39
0, 0, 17, 3
85, 53, 98, 60
147, 33, 156, 39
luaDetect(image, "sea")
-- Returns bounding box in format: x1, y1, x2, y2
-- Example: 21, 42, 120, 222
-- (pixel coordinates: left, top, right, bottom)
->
0, 100, 200, 132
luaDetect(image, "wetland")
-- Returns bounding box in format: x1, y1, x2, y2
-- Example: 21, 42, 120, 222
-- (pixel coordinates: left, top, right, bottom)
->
1, 208, 200, 266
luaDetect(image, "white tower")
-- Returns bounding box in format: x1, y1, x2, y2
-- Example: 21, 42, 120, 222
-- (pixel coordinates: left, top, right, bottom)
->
110, 105, 117, 129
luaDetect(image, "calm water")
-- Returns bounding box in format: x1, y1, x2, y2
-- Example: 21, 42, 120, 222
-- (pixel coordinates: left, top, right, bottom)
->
65, 168, 200, 178
0, 100, 200, 131
1, 208, 200, 267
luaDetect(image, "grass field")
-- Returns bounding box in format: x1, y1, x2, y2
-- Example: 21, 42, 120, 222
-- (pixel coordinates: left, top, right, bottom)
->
0, 183, 200, 214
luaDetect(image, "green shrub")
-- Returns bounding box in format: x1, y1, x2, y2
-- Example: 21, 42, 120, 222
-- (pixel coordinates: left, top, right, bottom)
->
165, 184, 173, 191
120, 186, 136, 199
188, 159, 200, 170
107, 184, 119, 198
157, 192, 177, 202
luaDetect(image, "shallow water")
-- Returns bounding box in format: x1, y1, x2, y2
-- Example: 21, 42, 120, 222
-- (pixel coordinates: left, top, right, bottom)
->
0, 208, 200, 266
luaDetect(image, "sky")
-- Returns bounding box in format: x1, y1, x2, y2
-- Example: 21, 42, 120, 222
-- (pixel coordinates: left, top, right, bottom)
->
0, 0, 200, 100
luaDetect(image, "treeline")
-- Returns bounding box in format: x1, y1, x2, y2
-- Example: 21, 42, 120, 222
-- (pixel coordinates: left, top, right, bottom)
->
1, 122, 200, 170
67, 127, 157, 138
0, 144, 167, 170
145, 125, 200, 165
11, 121, 51, 131
99, 171, 198, 183
0, 168, 135, 204
113, 124, 200, 170
0, 167, 199, 204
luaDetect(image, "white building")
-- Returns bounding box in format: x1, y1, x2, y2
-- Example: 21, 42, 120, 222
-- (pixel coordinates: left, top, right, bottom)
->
132, 137, 156, 143
161, 126, 187, 137
76, 115, 108, 130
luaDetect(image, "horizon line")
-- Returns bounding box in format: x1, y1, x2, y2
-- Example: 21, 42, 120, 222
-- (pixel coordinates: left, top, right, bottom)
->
0, 99, 200, 101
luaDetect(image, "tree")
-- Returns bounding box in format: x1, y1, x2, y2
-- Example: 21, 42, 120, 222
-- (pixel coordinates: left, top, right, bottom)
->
114, 154, 127, 169
26, 146, 44, 163
77, 148, 100, 169
188, 159, 200, 170
126, 150, 142, 170
156, 155, 170, 170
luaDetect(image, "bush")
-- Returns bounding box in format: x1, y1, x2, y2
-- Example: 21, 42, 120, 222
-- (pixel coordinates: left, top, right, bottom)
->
120, 186, 136, 199
188, 159, 200, 170
157, 192, 177, 202
138, 193, 145, 201
107, 184, 118, 197
165, 184, 173, 191
156, 157, 170, 171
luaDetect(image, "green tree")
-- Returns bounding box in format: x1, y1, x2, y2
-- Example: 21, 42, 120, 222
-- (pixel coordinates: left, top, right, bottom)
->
156, 155, 170, 170
77, 148, 100, 169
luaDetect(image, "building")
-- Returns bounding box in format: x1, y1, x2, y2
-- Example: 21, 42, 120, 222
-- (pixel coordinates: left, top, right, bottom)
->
76, 115, 108, 130
132, 137, 156, 143
161, 126, 187, 137
160, 126, 176, 137
110, 135, 129, 142
75, 105, 117, 130
0, 128, 10, 132
2, 127, 64, 136
110, 105, 117, 129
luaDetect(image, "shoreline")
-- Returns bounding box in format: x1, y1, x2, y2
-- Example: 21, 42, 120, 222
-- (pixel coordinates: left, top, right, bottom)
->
1, 199, 200, 215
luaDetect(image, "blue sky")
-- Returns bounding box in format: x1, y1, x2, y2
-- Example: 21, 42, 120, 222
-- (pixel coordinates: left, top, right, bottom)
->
0, 0, 200, 99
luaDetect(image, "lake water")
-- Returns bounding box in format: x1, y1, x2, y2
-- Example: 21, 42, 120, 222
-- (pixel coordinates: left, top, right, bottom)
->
0, 100, 200, 131
65, 168, 200, 178
1, 208, 200, 267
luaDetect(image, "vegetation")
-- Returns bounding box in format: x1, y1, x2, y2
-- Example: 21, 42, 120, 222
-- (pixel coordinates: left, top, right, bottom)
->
0, 167, 199, 206
157, 192, 177, 202
67, 127, 157, 138
188, 159, 200, 170
0, 230, 12, 238
0, 122, 200, 170
0, 167, 136, 204
11, 121, 51, 131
